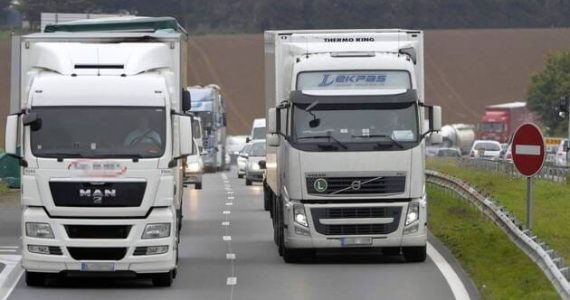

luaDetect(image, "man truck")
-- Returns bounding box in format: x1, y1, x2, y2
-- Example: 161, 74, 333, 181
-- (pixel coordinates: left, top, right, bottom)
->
5, 17, 194, 287
264, 29, 442, 263
189, 84, 228, 172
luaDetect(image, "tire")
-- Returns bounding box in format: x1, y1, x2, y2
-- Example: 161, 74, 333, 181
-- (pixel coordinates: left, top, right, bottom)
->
238, 173, 243, 179
263, 185, 271, 211
25, 271, 47, 287
152, 271, 173, 287
195, 182, 202, 190
245, 179, 252, 186
403, 246, 427, 262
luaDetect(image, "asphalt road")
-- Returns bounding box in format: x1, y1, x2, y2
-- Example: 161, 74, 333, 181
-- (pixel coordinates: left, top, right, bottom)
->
0, 169, 477, 300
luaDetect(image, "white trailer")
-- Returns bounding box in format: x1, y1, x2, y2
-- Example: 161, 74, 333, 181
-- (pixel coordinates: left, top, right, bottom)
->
5, 17, 194, 286
263, 30, 441, 262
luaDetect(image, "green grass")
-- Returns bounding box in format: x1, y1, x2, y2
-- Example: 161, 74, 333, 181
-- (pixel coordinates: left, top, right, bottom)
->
428, 186, 559, 299
428, 158, 570, 264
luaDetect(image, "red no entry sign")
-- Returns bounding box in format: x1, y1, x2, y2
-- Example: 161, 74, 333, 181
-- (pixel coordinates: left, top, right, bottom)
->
512, 123, 545, 177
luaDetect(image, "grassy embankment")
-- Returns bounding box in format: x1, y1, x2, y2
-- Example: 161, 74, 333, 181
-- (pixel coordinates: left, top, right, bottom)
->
428, 186, 559, 299
427, 158, 570, 299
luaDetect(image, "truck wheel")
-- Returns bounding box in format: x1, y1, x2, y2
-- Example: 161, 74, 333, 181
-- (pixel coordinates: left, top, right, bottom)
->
195, 182, 202, 190
403, 246, 427, 262
238, 173, 243, 179
25, 271, 47, 287
245, 179, 252, 186
152, 271, 173, 287
263, 186, 271, 211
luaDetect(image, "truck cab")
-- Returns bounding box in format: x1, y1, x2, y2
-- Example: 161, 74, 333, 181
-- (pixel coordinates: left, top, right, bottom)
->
264, 30, 441, 263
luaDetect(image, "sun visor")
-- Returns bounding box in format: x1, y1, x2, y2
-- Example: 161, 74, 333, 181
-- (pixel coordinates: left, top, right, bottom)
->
290, 89, 417, 104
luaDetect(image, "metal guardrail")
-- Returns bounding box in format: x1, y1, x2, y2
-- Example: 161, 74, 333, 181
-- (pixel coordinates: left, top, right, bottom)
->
426, 170, 570, 299
454, 158, 570, 183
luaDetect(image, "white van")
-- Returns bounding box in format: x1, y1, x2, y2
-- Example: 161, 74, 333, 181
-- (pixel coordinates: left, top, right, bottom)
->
247, 118, 266, 143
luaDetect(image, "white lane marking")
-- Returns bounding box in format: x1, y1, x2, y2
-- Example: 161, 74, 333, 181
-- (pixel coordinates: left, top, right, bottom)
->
227, 191, 234, 194
427, 243, 471, 300
223, 210, 231, 215
226, 202, 233, 206
226, 253, 236, 260
515, 145, 541, 155
222, 221, 230, 226
0, 255, 24, 300
227, 196, 235, 200
223, 236, 232, 241
226, 277, 237, 285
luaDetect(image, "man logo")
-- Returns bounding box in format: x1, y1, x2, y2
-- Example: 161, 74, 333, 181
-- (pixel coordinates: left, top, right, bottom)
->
79, 189, 116, 204
314, 178, 328, 193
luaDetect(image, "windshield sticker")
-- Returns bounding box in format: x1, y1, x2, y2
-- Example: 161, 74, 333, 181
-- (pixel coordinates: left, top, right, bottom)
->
393, 130, 415, 141
298, 71, 410, 91
67, 160, 127, 177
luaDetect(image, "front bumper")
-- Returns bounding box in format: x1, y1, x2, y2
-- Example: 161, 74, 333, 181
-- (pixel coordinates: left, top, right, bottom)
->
22, 207, 177, 274
283, 200, 427, 249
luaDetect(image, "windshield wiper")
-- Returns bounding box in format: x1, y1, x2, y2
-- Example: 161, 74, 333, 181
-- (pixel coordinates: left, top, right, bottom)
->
351, 134, 404, 149
297, 135, 348, 150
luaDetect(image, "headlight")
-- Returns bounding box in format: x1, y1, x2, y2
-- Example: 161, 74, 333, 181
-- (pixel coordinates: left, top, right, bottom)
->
187, 162, 201, 173
293, 204, 308, 227
142, 223, 171, 239
405, 201, 420, 226
26, 222, 55, 239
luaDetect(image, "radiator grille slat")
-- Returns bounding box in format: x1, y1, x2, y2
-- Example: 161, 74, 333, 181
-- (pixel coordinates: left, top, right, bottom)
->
306, 176, 405, 195
311, 207, 402, 236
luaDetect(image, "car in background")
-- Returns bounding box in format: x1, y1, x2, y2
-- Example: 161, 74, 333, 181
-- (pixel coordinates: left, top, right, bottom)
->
500, 143, 513, 162
470, 140, 502, 160
184, 140, 204, 189
555, 139, 569, 167
227, 135, 248, 164
245, 140, 266, 186
436, 147, 461, 158
237, 143, 252, 178
246, 118, 266, 143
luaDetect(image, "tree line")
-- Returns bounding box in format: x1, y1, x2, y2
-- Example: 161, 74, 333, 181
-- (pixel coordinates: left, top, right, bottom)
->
12, 0, 570, 33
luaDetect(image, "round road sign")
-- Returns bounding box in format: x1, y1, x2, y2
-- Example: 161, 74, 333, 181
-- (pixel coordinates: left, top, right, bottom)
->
512, 123, 545, 177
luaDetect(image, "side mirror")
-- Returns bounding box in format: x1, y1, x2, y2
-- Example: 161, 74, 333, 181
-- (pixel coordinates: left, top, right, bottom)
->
177, 115, 193, 157
182, 89, 191, 112
268, 107, 278, 134
5, 115, 19, 156
429, 106, 442, 132
560, 96, 569, 113
222, 113, 227, 126
23, 113, 42, 131
429, 132, 443, 145
258, 160, 267, 169
268, 134, 280, 147
246, 137, 251, 143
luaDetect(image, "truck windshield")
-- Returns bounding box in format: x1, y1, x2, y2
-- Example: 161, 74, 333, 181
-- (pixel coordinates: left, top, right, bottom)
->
292, 102, 418, 151
479, 122, 504, 132
30, 106, 166, 159
252, 126, 266, 140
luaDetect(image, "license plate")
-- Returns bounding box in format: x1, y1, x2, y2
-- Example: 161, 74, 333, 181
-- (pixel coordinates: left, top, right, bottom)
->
81, 262, 115, 272
340, 237, 373, 247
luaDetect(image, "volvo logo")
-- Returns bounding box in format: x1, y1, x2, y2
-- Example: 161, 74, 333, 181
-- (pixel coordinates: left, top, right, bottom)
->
79, 189, 116, 204
350, 180, 362, 191
313, 178, 328, 193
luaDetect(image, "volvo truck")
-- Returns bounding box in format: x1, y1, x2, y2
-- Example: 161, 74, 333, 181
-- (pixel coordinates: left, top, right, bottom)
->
189, 84, 227, 172
264, 30, 442, 263
5, 17, 194, 287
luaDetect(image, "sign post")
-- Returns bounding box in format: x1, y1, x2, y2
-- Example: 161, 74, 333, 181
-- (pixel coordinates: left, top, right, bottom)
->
511, 123, 545, 230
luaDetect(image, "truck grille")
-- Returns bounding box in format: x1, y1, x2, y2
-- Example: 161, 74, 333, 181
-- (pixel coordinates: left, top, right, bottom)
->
67, 247, 127, 260
311, 207, 402, 236
65, 225, 131, 239
50, 182, 146, 207
306, 176, 405, 195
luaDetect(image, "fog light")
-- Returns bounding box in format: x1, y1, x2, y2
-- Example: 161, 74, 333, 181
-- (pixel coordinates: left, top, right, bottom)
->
28, 245, 50, 255
294, 226, 311, 236
146, 246, 169, 255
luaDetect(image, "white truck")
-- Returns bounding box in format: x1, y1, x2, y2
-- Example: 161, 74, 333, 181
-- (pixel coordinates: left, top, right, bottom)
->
5, 17, 194, 286
264, 30, 442, 263
440, 123, 476, 155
